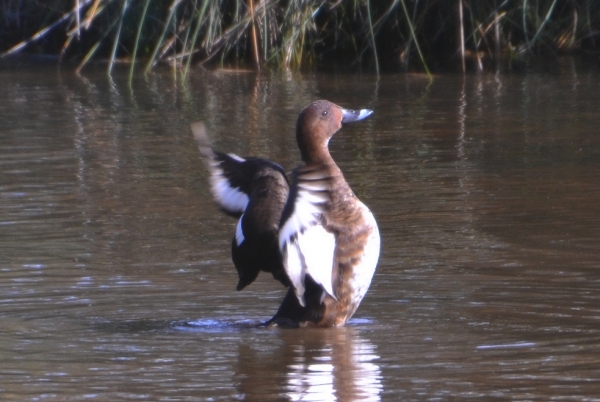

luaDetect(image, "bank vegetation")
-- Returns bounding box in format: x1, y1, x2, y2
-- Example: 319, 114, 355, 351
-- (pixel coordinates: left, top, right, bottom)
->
1, 0, 598, 76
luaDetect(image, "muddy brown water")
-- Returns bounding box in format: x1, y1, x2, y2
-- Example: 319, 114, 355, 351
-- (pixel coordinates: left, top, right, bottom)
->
1, 65, 600, 400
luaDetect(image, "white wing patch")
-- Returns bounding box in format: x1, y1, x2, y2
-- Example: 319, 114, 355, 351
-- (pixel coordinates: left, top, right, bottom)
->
278, 175, 329, 251
227, 153, 246, 163
208, 157, 249, 214
235, 215, 245, 246
284, 225, 336, 306
191, 122, 249, 215
299, 225, 336, 298
279, 168, 335, 306
284, 239, 305, 304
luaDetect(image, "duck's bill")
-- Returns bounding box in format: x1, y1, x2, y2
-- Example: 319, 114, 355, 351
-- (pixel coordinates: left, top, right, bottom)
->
341, 108, 374, 124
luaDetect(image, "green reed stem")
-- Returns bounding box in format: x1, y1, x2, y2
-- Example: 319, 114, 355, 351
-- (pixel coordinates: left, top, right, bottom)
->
108, 0, 129, 75
183, 0, 211, 78
145, 0, 181, 74
400, 0, 431, 79
76, 2, 118, 73
366, 0, 380, 75
529, 0, 558, 47
522, 0, 530, 50
129, 0, 152, 82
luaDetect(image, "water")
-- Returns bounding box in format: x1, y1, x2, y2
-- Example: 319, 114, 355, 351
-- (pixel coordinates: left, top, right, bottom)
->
1, 63, 600, 400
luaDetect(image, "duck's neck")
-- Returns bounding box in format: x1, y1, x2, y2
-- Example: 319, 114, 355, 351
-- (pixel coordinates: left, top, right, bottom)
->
301, 150, 333, 166
298, 135, 334, 166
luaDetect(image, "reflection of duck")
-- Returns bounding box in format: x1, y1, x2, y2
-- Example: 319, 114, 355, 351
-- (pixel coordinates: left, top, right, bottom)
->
234, 328, 382, 401
192, 100, 380, 327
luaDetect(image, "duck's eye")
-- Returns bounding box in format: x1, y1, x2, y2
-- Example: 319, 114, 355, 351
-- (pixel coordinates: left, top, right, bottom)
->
322, 111, 328, 116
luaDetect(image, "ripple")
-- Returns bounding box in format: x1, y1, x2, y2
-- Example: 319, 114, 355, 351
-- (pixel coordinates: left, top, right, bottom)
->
173, 318, 262, 333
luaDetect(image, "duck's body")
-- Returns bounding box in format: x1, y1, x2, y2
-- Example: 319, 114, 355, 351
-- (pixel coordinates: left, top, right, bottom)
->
192, 100, 379, 327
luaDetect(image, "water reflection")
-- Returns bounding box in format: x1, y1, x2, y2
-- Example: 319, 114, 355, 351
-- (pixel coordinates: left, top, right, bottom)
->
234, 327, 381, 401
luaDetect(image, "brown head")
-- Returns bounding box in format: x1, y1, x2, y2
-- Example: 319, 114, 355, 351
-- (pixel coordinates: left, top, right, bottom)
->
296, 100, 373, 165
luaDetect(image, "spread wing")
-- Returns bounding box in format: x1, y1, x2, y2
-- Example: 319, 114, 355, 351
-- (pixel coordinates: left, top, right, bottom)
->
191, 122, 254, 217
279, 166, 336, 306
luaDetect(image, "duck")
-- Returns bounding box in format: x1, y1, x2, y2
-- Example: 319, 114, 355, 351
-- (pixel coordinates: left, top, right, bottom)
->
191, 100, 380, 327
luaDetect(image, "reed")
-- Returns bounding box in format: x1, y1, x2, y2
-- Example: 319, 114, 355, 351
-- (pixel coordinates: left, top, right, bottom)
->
1, 0, 598, 74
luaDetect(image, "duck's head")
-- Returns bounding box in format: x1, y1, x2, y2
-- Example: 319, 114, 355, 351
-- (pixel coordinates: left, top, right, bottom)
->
296, 100, 373, 164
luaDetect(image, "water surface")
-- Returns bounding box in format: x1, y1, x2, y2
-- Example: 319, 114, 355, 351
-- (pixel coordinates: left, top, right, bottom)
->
1, 65, 600, 400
